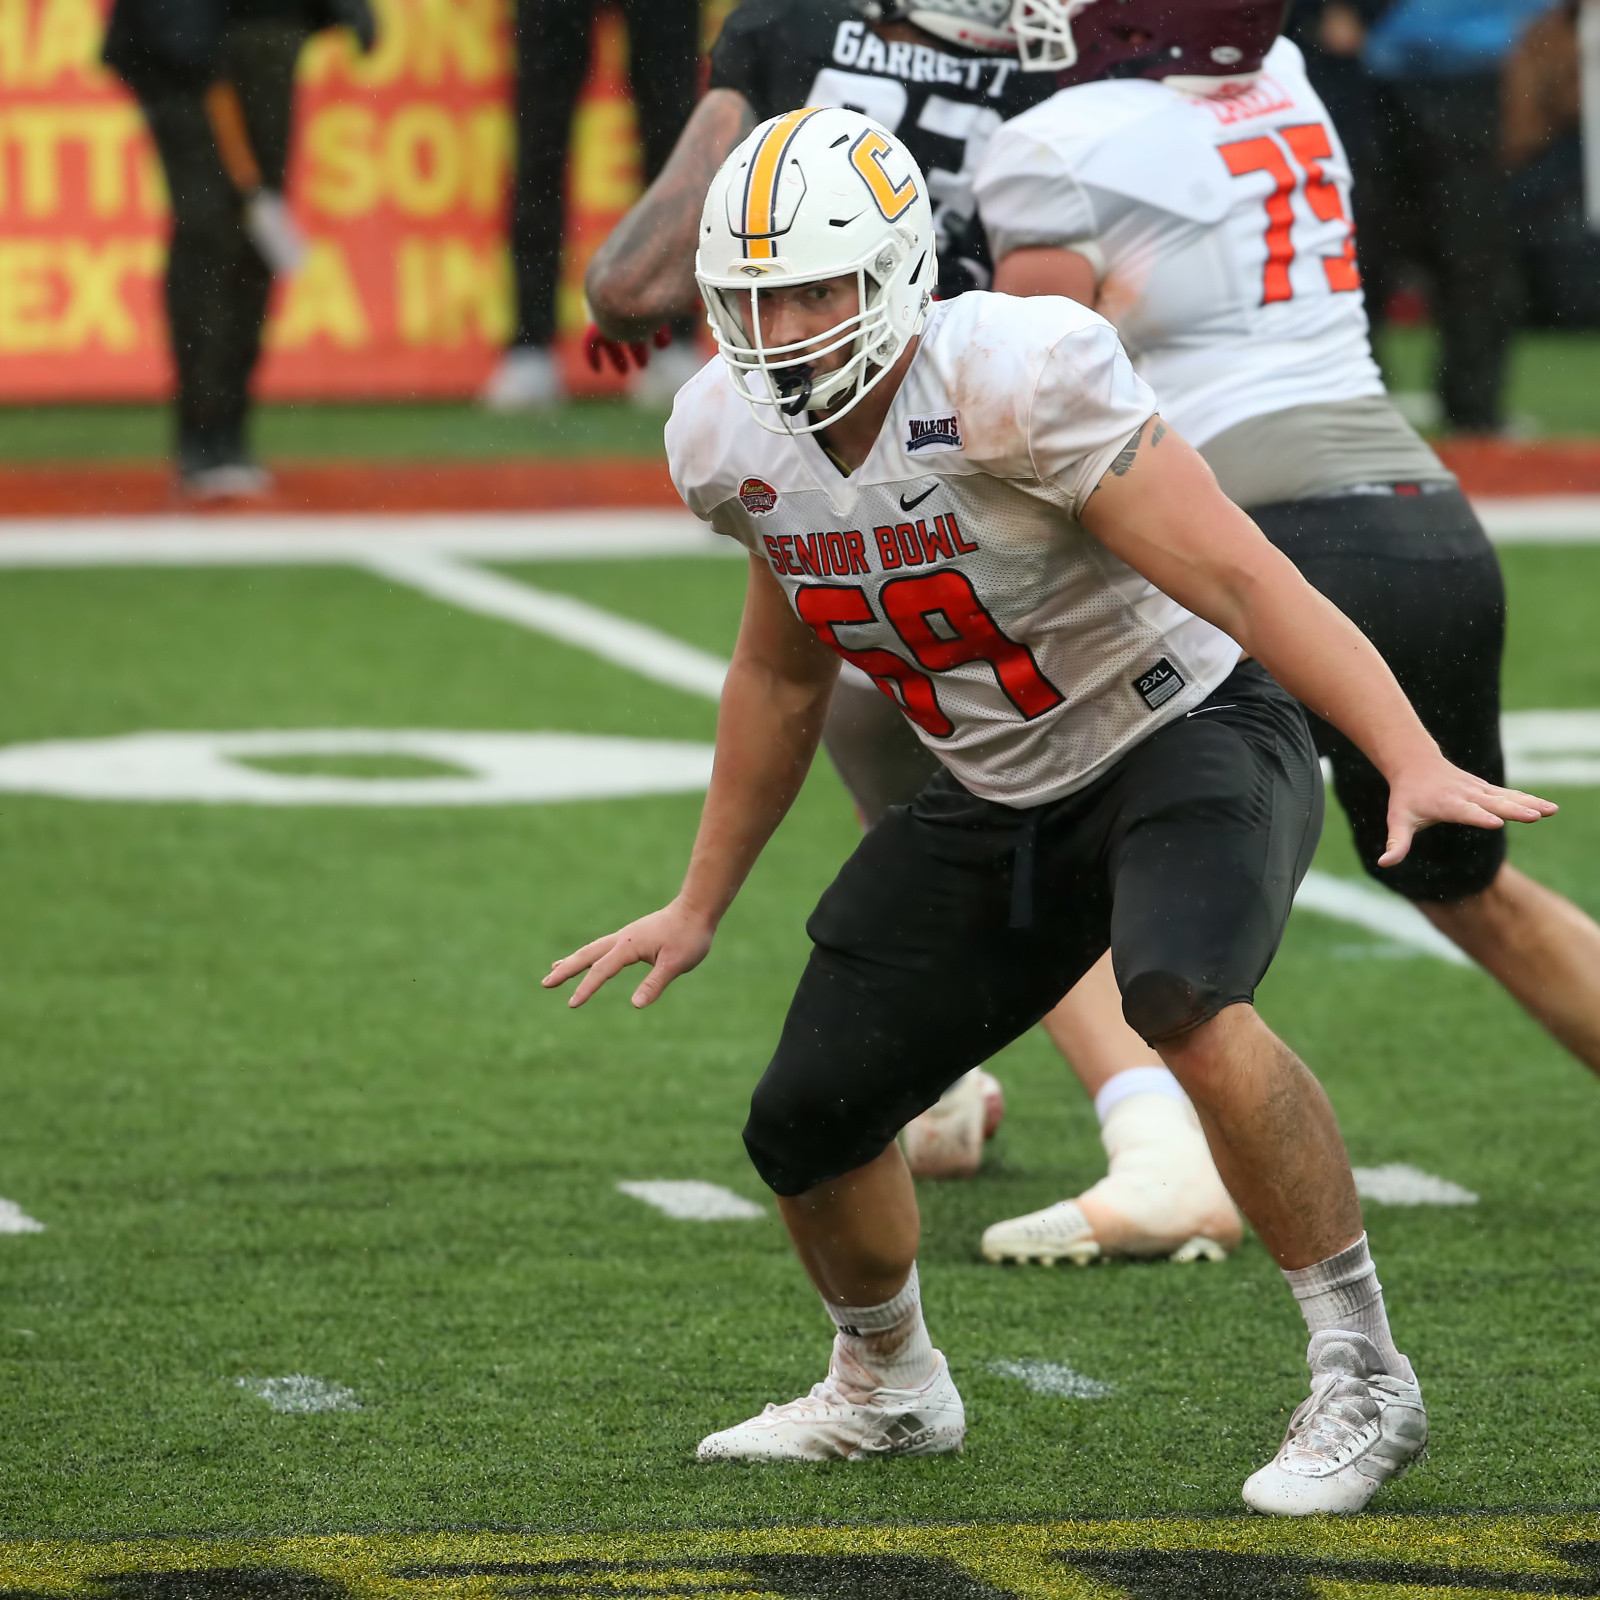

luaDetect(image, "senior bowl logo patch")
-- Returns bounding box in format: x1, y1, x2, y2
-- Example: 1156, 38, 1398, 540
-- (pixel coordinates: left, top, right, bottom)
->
906, 412, 963, 453
739, 477, 779, 515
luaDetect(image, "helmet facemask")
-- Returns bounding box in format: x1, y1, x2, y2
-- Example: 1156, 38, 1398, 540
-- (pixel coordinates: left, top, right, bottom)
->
701, 234, 923, 438
1010, 0, 1094, 70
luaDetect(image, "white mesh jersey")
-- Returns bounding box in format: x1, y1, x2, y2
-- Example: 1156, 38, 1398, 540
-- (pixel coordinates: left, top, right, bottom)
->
666, 293, 1241, 809
973, 38, 1384, 448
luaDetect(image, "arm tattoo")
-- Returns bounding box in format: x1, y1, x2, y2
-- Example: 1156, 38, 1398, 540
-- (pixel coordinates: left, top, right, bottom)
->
586, 91, 757, 338
1108, 425, 1143, 477
1109, 417, 1164, 477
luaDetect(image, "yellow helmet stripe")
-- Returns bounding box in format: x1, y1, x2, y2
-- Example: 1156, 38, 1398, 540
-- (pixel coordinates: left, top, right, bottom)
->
741, 107, 825, 259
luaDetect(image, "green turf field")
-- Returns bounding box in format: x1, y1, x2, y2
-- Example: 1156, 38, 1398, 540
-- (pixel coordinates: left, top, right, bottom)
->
0, 538, 1597, 1559
0, 328, 1596, 464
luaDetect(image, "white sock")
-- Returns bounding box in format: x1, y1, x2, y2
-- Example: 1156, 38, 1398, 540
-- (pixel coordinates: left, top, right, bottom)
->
1282, 1233, 1412, 1380
1093, 1066, 1189, 1124
823, 1263, 938, 1397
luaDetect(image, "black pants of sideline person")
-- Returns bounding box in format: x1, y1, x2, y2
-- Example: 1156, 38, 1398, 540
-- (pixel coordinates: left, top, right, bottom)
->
1359, 74, 1520, 434
135, 21, 306, 473
508, 0, 700, 349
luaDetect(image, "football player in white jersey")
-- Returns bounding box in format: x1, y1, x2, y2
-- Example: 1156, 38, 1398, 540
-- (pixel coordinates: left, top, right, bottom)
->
547, 109, 1554, 1511
971, 0, 1600, 1269
582, 0, 1246, 1215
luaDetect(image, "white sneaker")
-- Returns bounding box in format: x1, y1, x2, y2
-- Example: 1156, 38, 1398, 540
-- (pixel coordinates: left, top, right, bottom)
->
902, 1069, 1004, 1180
1242, 1331, 1427, 1515
628, 339, 706, 408
980, 1091, 1240, 1264
697, 1351, 965, 1462
179, 462, 273, 500
480, 346, 563, 411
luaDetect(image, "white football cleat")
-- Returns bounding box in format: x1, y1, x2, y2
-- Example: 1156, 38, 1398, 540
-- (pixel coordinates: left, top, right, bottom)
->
696, 1351, 965, 1462
902, 1070, 1004, 1180
629, 339, 706, 408
1242, 1331, 1427, 1515
480, 346, 564, 411
981, 1091, 1241, 1264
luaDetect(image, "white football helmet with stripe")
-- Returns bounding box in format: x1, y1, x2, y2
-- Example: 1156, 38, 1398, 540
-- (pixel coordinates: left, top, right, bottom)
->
695, 106, 935, 436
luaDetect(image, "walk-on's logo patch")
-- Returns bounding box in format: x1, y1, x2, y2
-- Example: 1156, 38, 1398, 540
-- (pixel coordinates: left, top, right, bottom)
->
1134, 657, 1185, 711
906, 412, 963, 453
739, 477, 779, 515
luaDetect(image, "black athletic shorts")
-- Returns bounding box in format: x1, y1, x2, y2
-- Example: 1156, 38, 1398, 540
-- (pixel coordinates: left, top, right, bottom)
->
743, 661, 1322, 1196
1252, 484, 1507, 903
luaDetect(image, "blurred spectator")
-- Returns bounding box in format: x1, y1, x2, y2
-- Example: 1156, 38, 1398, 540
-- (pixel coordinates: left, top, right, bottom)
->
480, 0, 703, 412
1503, 0, 1600, 326
1286, 0, 1390, 217
1354, 0, 1550, 432
104, 0, 373, 497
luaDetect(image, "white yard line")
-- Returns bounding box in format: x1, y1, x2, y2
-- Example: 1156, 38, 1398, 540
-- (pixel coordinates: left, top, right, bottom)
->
0, 511, 726, 567
365, 549, 727, 701
616, 1180, 766, 1220
1351, 1164, 1479, 1205
989, 1359, 1115, 1398
234, 1375, 362, 1412
1473, 496, 1600, 544
0, 1198, 45, 1234
1294, 871, 1471, 965
0, 497, 1593, 564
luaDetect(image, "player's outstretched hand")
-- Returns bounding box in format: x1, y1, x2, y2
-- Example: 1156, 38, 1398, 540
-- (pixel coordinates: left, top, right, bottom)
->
1380, 755, 1557, 867
584, 322, 673, 377
543, 899, 715, 1010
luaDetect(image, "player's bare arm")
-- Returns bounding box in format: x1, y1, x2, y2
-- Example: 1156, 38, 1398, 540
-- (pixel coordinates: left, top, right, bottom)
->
1080, 418, 1557, 863
544, 555, 839, 1009
584, 89, 757, 343
992, 246, 1097, 307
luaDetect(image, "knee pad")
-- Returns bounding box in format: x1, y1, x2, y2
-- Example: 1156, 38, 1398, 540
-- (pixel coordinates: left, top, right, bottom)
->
742, 1067, 900, 1198
1121, 968, 1223, 1045
742, 1075, 839, 1198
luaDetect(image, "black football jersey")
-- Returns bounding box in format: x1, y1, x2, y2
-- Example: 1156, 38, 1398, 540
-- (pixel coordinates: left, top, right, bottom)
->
708, 0, 1056, 297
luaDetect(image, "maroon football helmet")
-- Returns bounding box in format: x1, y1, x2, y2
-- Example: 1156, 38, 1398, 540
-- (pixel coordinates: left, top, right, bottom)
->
1011, 0, 1288, 86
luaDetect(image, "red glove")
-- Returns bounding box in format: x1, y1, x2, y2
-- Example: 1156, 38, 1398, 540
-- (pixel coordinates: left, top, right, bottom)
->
584, 322, 673, 376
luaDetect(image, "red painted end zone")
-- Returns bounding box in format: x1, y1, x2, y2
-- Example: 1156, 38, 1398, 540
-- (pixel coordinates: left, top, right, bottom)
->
0, 460, 682, 517
0, 441, 1596, 517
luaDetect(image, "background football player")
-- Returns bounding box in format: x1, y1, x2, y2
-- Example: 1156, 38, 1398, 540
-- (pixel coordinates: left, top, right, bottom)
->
548, 109, 1554, 1510
967, 0, 1600, 1266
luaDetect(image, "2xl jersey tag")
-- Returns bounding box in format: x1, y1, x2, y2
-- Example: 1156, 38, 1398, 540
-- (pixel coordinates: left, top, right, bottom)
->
1134, 658, 1185, 711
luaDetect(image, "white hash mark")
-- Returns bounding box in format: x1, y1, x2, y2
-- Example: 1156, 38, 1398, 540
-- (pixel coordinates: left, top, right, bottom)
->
616, 1180, 766, 1221
989, 1359, 1114, 1399
235, 1375, 362, 1413
1294, 871, 1471, 965
0, 1198, 45, 1234
1353, 1163, 1479, 1206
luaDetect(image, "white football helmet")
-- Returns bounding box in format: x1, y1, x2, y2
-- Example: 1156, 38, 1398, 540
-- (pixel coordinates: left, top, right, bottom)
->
695, 106, 935, 437
860, 0, 1017, 54
1010, 0, 1088, 70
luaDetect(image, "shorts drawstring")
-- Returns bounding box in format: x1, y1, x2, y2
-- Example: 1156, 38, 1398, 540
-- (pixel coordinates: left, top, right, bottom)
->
1009, 811, 1040, 930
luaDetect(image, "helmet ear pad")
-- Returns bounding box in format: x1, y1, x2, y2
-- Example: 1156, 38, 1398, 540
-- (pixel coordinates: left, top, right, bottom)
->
1011, 0, 1287, 82
695, 107, 936, 437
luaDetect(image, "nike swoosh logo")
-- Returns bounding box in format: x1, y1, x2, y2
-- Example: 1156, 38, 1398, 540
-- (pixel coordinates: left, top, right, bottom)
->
1186, 704, 1237, 718
899, 484, 937, 512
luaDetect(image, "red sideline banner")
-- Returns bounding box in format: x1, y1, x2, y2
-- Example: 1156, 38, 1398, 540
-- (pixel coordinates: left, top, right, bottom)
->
0, 0, 718, 400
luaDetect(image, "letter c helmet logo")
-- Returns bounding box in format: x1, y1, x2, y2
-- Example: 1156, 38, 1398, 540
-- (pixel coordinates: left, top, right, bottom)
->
849, 131, 918, 222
